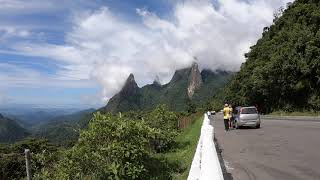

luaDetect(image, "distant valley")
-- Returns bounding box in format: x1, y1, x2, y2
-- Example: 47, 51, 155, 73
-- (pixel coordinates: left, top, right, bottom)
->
0, 106, 85, 128
0, 108, 95, 145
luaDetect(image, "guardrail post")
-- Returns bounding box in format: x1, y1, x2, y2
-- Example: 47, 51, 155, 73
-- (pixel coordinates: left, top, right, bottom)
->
25, 149, 31, 180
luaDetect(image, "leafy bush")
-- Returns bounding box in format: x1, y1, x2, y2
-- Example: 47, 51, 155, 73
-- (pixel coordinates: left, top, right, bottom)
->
42, 112, 159, 179
145, 105, 178, 152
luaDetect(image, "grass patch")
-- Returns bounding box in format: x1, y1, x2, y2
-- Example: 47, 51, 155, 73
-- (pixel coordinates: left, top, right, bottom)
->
269, 111, 320, 117
153, 115, 203, 180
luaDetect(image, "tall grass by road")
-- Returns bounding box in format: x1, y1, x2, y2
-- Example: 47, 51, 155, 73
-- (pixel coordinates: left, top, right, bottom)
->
154, 115, 203, 179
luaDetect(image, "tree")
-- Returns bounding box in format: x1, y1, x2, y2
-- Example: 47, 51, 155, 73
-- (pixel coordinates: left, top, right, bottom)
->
186, 98, 196, 115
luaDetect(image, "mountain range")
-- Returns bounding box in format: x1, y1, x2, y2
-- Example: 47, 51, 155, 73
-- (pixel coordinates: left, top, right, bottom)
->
1, 107, 84, 128
102, 62, 231, 113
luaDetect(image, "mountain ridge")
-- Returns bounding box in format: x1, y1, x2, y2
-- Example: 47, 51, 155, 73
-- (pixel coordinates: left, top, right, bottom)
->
103, 62, 231, 113
0, 113, 29, 143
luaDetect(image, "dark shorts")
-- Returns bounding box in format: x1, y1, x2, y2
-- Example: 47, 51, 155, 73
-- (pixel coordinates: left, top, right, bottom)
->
224, 118, 229, 130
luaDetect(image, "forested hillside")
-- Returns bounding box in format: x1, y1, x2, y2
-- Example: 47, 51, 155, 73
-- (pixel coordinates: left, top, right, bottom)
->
33, 109, 95, 146
0, 114, 29, 143
224, 0, 320, 113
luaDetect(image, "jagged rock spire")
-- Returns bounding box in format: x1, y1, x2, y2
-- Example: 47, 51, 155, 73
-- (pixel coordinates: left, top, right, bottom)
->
187, 62, 203, 98
120, 73, 139, 96
125, 73, 135, 84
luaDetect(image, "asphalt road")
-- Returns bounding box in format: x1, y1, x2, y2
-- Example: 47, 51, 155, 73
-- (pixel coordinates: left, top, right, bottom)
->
212, 114, 320, 180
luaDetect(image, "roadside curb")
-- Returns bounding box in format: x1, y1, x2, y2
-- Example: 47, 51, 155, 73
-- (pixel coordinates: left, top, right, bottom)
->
188, 114, 224, 180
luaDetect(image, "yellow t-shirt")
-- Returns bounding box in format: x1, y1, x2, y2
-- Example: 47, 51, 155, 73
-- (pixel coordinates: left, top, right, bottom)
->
223, 107, 230, 119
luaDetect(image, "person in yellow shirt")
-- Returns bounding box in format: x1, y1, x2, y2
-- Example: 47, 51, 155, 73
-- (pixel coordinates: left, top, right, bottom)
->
229, 104, 233, 129
223, 104, 230, 131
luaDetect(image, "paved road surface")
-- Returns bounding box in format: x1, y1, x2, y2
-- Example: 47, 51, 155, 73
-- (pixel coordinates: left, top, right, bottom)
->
212, 114, 320, 180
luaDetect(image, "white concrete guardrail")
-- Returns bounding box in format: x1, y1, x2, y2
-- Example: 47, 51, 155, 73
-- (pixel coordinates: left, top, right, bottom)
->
188, 114, 224, 180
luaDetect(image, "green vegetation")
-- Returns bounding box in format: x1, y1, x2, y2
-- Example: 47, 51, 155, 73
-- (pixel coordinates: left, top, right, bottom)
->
6, 1, 320, 179
0, 114, 29, 143
32, 109, 94, 147
222, 0, 320, 113
40, 112, 158, 179
145, 105, 179, 152
0, 138, 60, 179
26, 105, 202, 179
161, 116, 202, 179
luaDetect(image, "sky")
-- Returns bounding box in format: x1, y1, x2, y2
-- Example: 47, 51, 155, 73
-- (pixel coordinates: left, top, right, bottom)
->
0, 0, 293, 109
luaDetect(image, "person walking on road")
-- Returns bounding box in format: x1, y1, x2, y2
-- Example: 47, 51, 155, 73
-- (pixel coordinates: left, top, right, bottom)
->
223, 104, 230, 132
229, 104, 233, 130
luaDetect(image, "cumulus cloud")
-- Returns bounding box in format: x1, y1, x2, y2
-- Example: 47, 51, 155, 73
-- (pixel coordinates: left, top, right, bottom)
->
7, 0, 293, 101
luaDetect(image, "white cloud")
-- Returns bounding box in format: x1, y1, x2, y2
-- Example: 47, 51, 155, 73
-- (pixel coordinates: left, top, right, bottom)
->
0, 26, 31, 40
4, 0, 293, 101
0, 0, 61, 14
0, 63, 95, 88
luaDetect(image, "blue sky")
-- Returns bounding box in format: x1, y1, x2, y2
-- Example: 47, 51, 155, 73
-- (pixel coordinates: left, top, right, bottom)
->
0, 0, 173, 108
0, 0, 291, 109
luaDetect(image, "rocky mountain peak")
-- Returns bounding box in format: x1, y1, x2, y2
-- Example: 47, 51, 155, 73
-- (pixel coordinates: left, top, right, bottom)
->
120, 73, 139, 96
153, 75, 161, 86
0, 113, 3, 119
187, 62, 203, 98
126, 73, 135, 83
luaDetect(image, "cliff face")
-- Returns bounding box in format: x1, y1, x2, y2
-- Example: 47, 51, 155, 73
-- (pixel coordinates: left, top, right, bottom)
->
187, 62, 203, 98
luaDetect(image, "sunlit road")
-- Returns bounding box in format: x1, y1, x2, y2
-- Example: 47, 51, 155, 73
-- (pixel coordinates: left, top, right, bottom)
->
212, 114, 320, 180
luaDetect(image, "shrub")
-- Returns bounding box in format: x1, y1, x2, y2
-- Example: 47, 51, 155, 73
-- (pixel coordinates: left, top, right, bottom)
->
145, 105, 178, 152
45, 112, 158, 179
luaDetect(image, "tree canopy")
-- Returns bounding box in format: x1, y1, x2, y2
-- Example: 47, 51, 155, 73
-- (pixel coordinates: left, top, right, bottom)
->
224, 0, 320, 113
